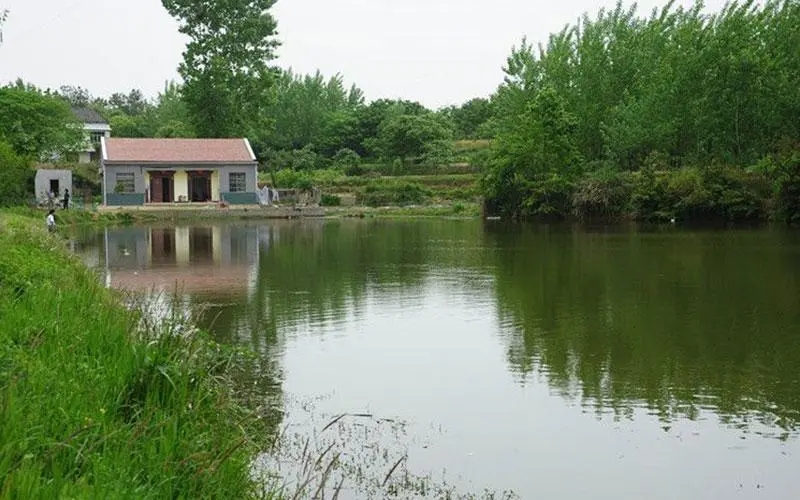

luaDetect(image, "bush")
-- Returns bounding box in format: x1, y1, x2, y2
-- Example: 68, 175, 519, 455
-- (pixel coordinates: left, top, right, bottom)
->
358, 181, 430, 207
572, 170, 633, 219
333, 148, 361, 170
521, 174, 575, 219
273, 169, 312, 189
775, 153, 800, 225
0, 141, 33, 206
321, 193, 341, 206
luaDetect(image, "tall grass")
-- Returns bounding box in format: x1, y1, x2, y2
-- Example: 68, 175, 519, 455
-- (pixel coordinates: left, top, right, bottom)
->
0, 213, 274, 498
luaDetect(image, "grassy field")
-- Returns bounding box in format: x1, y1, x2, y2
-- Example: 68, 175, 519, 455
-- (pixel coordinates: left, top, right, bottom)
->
0, 212, 276, 498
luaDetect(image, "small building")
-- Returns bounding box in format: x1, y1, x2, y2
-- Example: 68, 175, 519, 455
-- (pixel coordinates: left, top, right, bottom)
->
72, 107, 111, 163
34, 168, 72, 204
100, 138, 260, 207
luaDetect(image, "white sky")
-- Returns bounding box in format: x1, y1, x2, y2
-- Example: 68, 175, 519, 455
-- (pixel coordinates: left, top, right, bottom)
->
0, 0, 727, 109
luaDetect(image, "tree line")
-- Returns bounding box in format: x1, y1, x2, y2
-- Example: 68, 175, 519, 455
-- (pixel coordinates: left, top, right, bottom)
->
1, 0, 799, 221
484, 0, 800, 223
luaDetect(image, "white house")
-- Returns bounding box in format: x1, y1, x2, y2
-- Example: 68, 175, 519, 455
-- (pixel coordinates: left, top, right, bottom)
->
72, 107, 111, 163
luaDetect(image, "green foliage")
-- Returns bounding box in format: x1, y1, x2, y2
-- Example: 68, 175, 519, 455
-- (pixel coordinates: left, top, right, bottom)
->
572, 169, 634, 219
320, 193, 341, 206
260, 70, 364, 155
265, 146, 326, 171
333, 147, 362, 171
0, 214, 267, 498
0, 142, 33, 206
272, 169, 313, 190
104, 83, 195, 139
161, 0, 279, 138
377, 113, 453, 163
774, 152, 800, 225
0, 84, 83, 158
484, 0, 800, 217
358, 182, 431, 207
440, 98, 495, 139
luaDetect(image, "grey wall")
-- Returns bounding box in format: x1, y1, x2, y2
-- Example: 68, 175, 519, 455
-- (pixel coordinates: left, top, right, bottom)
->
104, 163, 258, 194
219, 165, 258, 192
35, 170, 73, 201
105, 165, 147, 193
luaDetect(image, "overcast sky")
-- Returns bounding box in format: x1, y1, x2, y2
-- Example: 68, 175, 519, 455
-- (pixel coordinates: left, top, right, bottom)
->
0, 0, 727, 109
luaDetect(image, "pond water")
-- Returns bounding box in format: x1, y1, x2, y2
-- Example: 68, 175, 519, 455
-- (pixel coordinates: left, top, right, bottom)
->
73, 220, 800, 499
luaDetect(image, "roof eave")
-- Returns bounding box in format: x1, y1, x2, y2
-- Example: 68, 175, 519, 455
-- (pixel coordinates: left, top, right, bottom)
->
103, 160, 259, 166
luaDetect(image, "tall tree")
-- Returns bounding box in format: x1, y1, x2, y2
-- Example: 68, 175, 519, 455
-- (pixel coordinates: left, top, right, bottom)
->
0, 9, 7, 45
161, 0, 280, 138
0, 84, 83, 158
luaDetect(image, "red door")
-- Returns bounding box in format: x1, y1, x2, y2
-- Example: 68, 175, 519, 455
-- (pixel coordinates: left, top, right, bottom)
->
150, 176, 163, 203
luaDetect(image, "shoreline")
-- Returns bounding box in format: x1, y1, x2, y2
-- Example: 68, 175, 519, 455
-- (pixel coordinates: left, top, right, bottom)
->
0, 212, 274, 498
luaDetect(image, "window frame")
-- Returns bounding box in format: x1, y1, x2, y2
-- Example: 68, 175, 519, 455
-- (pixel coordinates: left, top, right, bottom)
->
115, 172, 136, 194
229, 172, 247, 193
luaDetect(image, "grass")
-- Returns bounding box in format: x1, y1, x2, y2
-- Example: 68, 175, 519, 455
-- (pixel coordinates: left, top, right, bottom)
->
0, 212, 276, 498
326, 202, 481, 218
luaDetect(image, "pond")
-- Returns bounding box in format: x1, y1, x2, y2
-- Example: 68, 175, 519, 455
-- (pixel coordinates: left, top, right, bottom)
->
73, 219, 800, 499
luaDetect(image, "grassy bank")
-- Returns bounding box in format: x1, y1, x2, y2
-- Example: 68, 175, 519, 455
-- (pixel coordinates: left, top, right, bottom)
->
0, 213, 272, 498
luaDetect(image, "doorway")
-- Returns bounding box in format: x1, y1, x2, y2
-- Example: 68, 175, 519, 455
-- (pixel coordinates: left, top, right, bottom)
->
49, 179, 59, 196
149, 172, 174, 203
189, 172, 212, 202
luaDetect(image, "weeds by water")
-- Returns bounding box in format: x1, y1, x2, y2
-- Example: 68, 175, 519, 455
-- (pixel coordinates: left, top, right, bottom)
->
254, 397, 518, 500
0, 213, 270, 498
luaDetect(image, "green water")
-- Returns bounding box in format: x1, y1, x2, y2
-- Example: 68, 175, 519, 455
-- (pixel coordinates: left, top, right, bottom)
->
76, 220, 800, 499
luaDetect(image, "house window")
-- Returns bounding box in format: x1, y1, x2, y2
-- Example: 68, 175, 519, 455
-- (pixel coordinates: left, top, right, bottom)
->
90, 131, 105, 145
115, 173, 135, 193
229, 172, 246, 193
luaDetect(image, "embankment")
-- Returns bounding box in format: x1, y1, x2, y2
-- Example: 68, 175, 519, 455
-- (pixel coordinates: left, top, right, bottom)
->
0, 213, 271, 497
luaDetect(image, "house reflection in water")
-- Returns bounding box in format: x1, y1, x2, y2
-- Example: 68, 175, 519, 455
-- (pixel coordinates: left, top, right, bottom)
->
103, 225, 260, 296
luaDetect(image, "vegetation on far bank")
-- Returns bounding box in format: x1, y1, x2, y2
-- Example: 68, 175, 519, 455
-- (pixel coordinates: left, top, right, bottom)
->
0, 213, 275, 498
2, 0, 799, 225
483, 0, 800, 222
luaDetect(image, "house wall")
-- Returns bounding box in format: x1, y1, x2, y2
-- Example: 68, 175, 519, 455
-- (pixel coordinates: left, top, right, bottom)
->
105, 165, 147, 205
35, 170, 73, 202
174, 171, 189, 202
219, 165, 259, 205
211, 171, 221, 201
103, 163, 258, 206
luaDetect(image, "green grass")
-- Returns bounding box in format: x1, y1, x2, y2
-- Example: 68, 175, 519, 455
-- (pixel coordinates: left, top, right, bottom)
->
326, 202, 481, 218
260, 169, 481, 208
0, 212, 276, 498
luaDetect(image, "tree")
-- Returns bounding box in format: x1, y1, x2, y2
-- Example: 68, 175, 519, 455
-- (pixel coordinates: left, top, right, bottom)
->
0, 84, 83, 158
260, 70, 365, 154
58, 85, 93, 107
0, 141, 33, 206
0, 9, 7, 45
441, 98, 494, 139
161, 0, 280, 138
377, 113, 453, 163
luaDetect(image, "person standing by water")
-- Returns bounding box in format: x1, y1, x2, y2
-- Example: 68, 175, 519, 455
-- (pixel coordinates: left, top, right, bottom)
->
62, 189, 70, 209
46, 209, 56, 232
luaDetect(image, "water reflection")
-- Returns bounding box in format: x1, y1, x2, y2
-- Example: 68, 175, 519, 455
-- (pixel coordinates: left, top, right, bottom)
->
102, 225, 260, 295
85, 221, 800, 437
74, 220, 800, 498
489, 224, 800, 436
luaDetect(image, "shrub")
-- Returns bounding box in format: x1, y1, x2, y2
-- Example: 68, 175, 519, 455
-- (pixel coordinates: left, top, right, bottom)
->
775, 153, 800, 225
321, 193, 341, 206
572, 170, 633, 219
333, 148, 361, 170
0, 141, 33, 206
358, 182, 430, 207
521, 173, 575, 219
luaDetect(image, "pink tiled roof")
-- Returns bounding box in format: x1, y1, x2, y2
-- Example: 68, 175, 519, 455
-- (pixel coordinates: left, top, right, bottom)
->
103, 138, 256, 164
